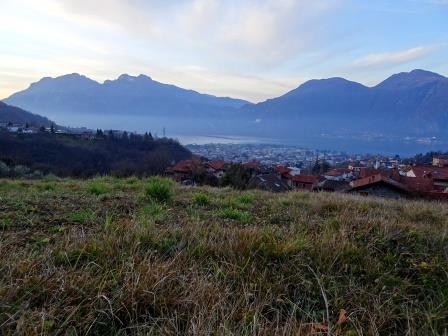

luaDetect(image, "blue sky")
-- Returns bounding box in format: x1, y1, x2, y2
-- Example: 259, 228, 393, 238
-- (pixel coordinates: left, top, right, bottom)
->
0, 0, 447, 102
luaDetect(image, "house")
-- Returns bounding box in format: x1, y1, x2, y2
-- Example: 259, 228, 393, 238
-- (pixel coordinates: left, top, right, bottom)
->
349, 174, 411, 199
287, 174, 319, 191
276, 165, 290, 177
433, 155, 448, 167
350, 167, 379, 179
248, 174, 290, 193
206, 160, 226, 179
243, 160, 261, 177
167, 159, 198, 183
405, 166, 448, 191
324, 168, 353, 181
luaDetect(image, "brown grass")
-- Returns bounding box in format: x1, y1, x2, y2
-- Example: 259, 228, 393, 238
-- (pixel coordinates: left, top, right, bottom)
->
1, 177, 447, 335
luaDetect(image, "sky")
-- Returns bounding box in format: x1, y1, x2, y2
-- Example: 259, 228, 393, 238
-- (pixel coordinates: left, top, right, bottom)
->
0, 0, 447, 102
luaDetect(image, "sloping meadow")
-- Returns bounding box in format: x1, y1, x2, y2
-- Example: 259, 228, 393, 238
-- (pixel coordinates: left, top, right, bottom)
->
1, 177, 447, 335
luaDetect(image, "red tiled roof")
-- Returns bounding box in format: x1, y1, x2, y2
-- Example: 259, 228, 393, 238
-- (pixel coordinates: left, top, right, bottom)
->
172, 160, 195, 173
350, 174, 410, 193
409, 166, 448, 179
350, 174, 383, 188
289, 174, 319, 184
357, 167, 379, 179
325, 169, 349, 177
276, 165, 291, 175
207, 160, 225, 171
244, 161, 260, 170
400, 176, 434, 193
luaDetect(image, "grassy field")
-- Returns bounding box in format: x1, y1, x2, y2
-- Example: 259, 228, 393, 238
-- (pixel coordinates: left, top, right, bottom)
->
1, 177, 447, 335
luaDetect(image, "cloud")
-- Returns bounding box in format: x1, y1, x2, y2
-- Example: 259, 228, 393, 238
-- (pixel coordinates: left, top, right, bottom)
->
352, 46, 435, 69
51, 0, 339, 66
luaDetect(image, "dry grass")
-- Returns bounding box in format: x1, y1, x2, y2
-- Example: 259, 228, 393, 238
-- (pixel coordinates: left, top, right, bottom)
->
1, 177, 448, 335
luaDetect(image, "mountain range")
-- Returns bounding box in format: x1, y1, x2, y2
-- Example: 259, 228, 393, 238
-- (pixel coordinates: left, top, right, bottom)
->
243, 69, 448, 136
4, 73, 249, 117
3, 69, 448, 152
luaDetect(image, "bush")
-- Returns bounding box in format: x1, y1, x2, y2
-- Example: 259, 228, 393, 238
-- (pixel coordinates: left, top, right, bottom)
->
192, 192, 209, 206
145, 176, 173, 203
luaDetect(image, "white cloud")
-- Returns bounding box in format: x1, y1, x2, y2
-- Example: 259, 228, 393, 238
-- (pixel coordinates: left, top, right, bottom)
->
352, 46, 434, 68
50, 0, 338, 66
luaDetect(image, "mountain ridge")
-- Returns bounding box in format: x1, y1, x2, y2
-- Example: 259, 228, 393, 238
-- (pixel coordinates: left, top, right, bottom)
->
0, 101, 53, 126
3, 69, 448, 141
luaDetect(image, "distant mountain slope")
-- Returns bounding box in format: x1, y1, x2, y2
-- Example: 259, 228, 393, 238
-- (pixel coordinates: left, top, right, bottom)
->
0, 101, 52, 126
3, 70, 448, 144
4, 73, 250, 118
244, 69, 448, 136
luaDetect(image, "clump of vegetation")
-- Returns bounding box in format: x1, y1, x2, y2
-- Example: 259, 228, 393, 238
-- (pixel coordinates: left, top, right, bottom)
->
1, 177, 448, 335
70, 208, 96, 224
192, 192, 209, 206
145, 176, 174, 203
87, 180, 109, 195
234, 193, 254, 205
217, 207, 252, 224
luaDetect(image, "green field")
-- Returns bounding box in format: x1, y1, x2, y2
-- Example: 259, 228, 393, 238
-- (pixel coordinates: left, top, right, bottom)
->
1, 177, 447, 335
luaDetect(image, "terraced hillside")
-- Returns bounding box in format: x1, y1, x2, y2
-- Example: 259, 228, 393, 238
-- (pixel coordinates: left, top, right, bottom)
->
1, 177, 447, 335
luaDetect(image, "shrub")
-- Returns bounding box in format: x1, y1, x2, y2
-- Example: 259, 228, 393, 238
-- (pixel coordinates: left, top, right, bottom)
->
192, 192, 209, 206
145, 176, 173, 203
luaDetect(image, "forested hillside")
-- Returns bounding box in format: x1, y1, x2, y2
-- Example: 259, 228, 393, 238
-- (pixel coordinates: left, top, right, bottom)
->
0, 132, 190, 177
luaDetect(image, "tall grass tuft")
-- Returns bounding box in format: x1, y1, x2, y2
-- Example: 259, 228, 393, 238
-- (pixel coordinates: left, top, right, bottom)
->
87, 180, 109, 195
145, 176, 173, 203
192, 192, 209, 206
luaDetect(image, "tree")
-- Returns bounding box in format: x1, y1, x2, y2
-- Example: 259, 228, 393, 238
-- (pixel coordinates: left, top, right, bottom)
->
222, 163, 251, 189
50, 123, 55, 133
312, 160, 330, 175
144, 132, 153, 142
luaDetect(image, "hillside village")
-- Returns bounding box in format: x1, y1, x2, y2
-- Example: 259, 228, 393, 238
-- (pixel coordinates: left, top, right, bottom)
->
167, 155, 448, 200
2, 121, 447, 200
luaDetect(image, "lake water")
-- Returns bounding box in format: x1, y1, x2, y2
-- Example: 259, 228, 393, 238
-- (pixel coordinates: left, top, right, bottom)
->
52, 113, 447, 156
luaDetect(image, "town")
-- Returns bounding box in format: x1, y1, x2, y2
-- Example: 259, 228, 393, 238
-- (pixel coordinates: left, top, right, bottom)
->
2, 122, 447, 200
168, 148, 448, 200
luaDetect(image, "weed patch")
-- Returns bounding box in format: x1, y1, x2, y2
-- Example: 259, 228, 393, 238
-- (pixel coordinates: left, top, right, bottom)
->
217, 207, 252, 224
145, 176, 173, 203
70, 208, 97, 224
192, 192, 209, 206
87, 180, 109, 195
